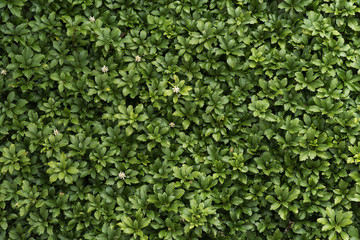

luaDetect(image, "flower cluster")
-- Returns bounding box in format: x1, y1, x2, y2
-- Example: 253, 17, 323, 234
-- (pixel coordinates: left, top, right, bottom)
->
101, 65, 108, 73
118, 172, 126, 179
53, 129, 59, 135
172, 86, 180, 93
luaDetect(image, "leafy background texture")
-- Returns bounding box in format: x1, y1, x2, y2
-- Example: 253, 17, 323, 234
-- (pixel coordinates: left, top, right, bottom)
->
1, 0, 360, 239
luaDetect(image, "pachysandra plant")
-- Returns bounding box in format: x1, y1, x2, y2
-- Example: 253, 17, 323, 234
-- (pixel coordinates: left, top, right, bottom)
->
46, 153, 79, 184
1, 0, 360, 239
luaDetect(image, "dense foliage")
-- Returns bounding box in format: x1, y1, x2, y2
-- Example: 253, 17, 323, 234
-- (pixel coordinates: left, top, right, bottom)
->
1, 0, 360, 239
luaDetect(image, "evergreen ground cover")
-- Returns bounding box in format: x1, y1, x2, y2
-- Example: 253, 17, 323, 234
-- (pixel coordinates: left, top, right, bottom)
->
1, 0, 360, 239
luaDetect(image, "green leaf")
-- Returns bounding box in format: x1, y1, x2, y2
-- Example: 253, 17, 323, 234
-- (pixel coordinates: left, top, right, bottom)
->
64, 175, 73, 183
340, 232, 350, 240
270, 202, 281, 211
278, 207, 288, 220
329, 231, 337, 240
326, 207, 335, 220
349, 226, 359, 238
348, 18, 360, 31
227, 55, 238, 68
339, 213, 353, 227
322, 224, 334, 231
67, 167, 79, 174
317, 218, 329, 225
122, 216, 133, 228
212, 132, 220, 142
137, 114, 148, 121
137, 134, 148, 141
182, 120, 190, 130
126, 125, 134, 136
139, 218, 151, 229
49, 174, 58, 183
135, 104, 144, 114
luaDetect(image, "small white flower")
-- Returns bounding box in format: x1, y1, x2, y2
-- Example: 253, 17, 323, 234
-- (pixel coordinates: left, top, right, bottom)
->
172, 86, 180, 93
53, 129, 59, 135
135, 55, 141, 62
1, 69, 7, 75
169, 122, 175, 128
89, 16, 95, 22
118, 172, 126, 179
101, 65, 108, 73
